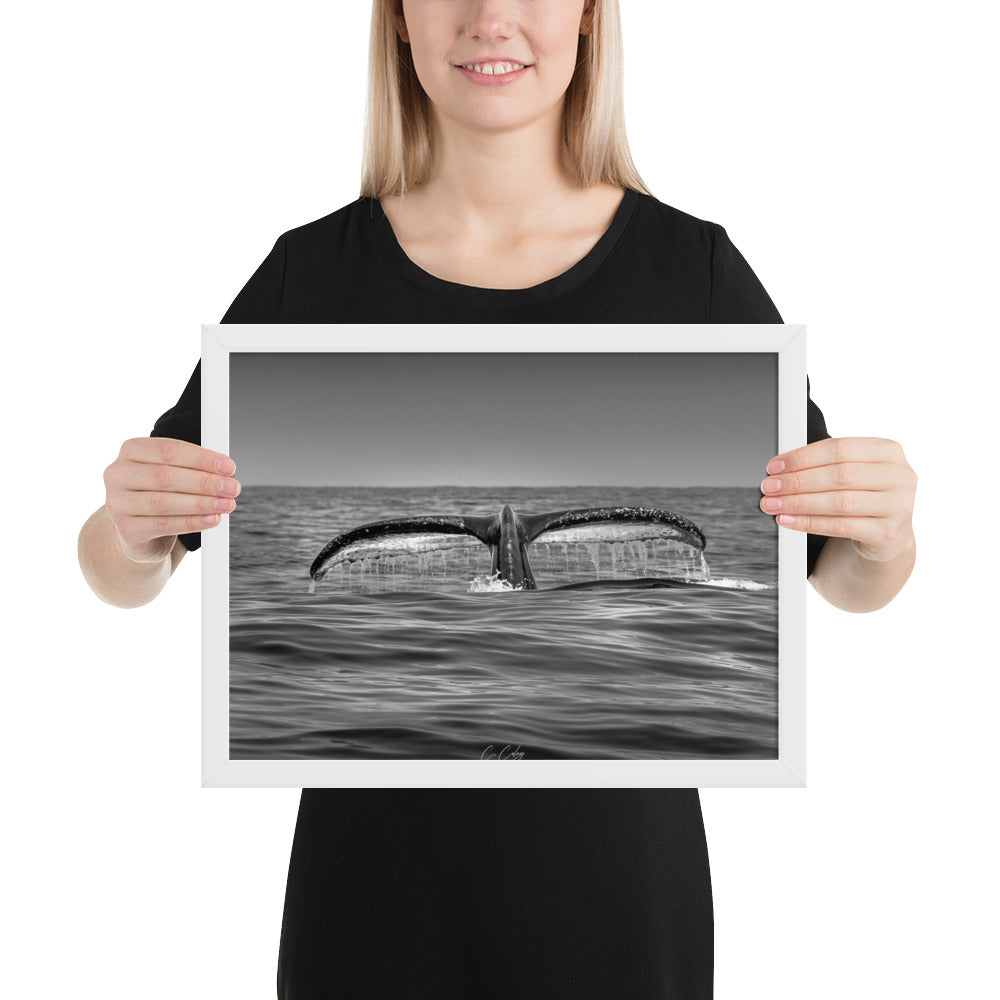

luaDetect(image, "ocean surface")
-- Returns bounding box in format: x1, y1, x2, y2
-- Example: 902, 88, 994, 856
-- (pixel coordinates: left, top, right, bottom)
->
229, 486, 778, 760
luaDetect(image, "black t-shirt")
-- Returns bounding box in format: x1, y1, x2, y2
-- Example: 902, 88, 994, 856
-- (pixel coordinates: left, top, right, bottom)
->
152, 188, 830, 999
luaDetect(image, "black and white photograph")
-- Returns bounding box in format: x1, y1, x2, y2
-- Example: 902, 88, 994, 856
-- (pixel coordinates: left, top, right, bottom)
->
204, 324, 807, 786
23, 0, 993, 991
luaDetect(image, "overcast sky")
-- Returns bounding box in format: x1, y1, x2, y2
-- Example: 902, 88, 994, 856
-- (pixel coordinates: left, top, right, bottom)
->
229, 352, 777, 487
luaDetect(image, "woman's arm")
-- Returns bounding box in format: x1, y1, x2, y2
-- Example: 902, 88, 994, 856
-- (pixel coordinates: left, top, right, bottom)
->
78, 506, 187, 609
807, 533, 916, 613
759, 437, 918, 613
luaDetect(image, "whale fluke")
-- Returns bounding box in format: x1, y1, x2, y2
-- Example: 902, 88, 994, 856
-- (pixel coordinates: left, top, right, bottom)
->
309, 505, 706, 590
519, 506, 705, 548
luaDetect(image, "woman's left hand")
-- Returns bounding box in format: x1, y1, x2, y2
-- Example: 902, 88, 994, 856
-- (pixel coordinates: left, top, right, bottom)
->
759, 437, 917, 562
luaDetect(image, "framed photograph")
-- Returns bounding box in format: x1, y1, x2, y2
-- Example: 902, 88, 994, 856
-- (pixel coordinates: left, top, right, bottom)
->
201, 324, 807, 788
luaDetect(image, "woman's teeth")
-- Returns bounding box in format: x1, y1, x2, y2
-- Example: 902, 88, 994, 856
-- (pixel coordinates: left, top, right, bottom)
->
460, 62, 526, 75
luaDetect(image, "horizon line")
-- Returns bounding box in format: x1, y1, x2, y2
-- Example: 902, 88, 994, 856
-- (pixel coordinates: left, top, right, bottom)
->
235, 483, 761, 490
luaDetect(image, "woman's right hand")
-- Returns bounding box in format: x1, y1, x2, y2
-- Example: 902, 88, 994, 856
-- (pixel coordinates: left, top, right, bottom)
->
103, 437, 241, 563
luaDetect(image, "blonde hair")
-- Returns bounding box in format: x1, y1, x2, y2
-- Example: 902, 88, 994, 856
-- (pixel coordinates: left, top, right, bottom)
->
360, 0, 652, 199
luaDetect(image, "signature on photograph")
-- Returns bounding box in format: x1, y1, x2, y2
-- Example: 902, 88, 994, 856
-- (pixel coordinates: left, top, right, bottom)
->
480, 744, 525, 760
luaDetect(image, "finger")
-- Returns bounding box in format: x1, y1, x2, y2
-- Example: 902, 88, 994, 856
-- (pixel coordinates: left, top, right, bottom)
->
116, 511, 228, 550
114, 490, 238, 519
115, 461, 242, 499
772, 512, 882, 542
761, 463, 900, 497
759, 490, 896, 519
767, 437, 904, 476
121, 437, 237, 476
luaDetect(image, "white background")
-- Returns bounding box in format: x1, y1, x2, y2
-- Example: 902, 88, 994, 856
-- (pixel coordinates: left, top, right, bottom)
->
4, 2, 996, 997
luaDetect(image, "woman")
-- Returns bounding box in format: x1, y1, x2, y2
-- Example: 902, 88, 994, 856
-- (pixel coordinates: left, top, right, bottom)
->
79, 1, 917, 996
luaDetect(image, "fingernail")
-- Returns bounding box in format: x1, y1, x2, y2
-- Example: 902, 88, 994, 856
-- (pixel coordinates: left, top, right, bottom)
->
218, 478, 239, 496
768, 458, 785, 474
762, 478, 782, 493
203, 513, 220, 526
215, 458, 236, 475
777, 514, 796, 525
761, 497, 782, 512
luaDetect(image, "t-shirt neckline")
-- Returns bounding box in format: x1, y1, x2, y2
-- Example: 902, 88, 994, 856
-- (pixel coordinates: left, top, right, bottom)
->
368, 188, 640, 305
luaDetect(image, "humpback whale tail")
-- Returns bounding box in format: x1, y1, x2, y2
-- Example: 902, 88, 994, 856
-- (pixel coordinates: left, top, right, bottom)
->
309, 505, 707, 591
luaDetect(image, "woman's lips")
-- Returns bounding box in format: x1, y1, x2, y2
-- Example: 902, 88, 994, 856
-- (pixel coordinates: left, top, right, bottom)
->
455, 64, 531, 87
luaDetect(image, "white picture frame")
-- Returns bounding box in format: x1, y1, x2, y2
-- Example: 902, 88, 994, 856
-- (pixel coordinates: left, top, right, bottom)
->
201, 323, 807, 788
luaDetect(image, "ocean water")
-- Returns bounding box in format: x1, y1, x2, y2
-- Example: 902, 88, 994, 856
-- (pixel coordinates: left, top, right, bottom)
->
229, 485, 778, 760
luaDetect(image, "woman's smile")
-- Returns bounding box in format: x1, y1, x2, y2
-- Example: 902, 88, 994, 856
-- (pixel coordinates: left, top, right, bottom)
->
396, 0, 593, 132
454, 61, 532, 86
